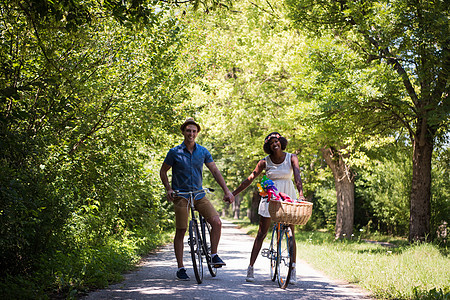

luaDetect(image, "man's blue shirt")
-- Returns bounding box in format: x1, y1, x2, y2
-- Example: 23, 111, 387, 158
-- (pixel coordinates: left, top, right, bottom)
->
163, 142, 213, 194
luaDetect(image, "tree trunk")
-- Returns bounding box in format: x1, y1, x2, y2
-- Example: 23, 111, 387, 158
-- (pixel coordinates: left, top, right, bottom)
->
409, 124, 434, 242
233, 194, 241, 219
221, 202, 229, 218
247, 189, 260, 224
321, 147, 355, 239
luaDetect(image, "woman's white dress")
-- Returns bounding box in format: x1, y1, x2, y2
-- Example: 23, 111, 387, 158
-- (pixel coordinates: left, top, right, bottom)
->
258, 152, 297, 218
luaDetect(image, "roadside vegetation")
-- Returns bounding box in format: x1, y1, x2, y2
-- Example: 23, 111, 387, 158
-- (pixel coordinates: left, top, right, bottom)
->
0, 229, 174, 299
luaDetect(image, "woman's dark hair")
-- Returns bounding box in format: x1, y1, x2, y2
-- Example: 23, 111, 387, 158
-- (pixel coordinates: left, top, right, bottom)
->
263, 132, 288, 154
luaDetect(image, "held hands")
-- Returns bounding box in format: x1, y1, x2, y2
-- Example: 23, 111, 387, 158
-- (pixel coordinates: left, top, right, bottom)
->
223, 191, 235, 204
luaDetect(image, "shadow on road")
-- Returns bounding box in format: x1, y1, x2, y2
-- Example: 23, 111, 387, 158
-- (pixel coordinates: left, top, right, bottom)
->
84, 220, 372, 300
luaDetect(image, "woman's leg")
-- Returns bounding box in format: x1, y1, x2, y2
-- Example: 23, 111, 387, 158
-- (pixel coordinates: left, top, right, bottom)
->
249, 217, 272, 266
289, 224, 296, 263
289, 224, 297, 283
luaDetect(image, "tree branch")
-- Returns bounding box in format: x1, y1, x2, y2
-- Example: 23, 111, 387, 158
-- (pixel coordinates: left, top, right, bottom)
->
249, 1, 279, 18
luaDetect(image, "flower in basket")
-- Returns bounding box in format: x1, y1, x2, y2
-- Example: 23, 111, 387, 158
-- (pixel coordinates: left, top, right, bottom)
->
260, 175, 277, 191
260, 175, 280, 201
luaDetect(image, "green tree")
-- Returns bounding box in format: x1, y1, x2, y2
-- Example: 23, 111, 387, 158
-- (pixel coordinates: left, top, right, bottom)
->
287, 35, 409, 238
177, 1, 332, 222
0, 1, 200, 295
286, 0, 450, 242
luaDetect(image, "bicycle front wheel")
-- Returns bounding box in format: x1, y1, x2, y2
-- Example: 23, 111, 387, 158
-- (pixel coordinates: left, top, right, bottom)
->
269, 225, 277, 281
276, 226, 293, 289
201, 217, 217, 277
189, 220, 203, 284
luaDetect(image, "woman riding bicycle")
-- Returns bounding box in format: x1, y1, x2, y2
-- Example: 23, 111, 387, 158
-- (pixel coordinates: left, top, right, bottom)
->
229, 132, 306, 283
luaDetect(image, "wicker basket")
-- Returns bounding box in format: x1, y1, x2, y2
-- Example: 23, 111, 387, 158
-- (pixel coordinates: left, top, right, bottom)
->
268, 199, 313, 225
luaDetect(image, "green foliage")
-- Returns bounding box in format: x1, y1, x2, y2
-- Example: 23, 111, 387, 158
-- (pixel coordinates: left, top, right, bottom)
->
180, 1, 321, 205
0, 1, 195, 297
285, 0, 450, 242
310, 184, 337, 231
1, 0, 448, 297
354, 142, 412, 236
431, 146, 450, 243
413, 287, 450, 300
8, 0, 165, 30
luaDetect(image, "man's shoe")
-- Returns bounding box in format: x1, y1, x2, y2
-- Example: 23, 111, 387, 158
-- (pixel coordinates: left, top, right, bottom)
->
211, 255, 226, 268
245, 265, 255, 282
176, 268, 190, 281
290, 267, 296, 284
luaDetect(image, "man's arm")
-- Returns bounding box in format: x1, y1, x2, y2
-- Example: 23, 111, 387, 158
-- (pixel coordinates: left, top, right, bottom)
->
205, 161, 235, 203
160, 162, 174, 202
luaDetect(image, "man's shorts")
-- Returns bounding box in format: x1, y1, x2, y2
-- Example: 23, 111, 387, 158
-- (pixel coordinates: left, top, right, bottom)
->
173, 196, 219, 229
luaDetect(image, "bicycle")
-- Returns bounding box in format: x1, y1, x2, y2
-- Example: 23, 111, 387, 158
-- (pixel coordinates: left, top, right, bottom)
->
173, 188, 218, 284
261, 203, 295, 289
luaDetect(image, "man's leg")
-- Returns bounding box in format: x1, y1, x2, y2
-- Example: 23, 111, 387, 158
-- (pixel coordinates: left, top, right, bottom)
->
174, 228, 187, 268
195, 197, 221, 254
207, 215, 227, 267
173, 197, 190, 280
207, 215, 222, 255
195, 197, 225, 267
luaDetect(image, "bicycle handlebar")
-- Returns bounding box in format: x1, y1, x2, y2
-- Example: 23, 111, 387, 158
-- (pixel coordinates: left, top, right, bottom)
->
173, 188, 214, 195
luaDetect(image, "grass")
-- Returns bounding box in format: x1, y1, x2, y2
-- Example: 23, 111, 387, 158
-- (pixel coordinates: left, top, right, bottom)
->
231, 218, 450, 300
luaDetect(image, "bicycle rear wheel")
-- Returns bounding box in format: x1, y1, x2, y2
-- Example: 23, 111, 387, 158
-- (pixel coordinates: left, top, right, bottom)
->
276, 226, 293, 289
269, 225, 277, 281
189, 220, 203, 284
200, 217, 217, 277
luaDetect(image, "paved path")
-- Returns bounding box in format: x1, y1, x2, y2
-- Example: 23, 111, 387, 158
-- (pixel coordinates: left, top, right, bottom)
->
84, 220, 373, 299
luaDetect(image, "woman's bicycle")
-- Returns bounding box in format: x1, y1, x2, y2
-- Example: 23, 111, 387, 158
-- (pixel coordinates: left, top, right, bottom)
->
262, 221, 294, 289
174, 188, 217, 284
259, 176, 313, 289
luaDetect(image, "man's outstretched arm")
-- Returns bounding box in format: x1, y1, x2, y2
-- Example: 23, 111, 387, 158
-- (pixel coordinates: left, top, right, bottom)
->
205, 161, 235, 203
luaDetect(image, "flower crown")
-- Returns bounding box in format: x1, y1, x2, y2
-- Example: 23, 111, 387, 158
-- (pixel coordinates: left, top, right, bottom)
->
264, 133, 281, 144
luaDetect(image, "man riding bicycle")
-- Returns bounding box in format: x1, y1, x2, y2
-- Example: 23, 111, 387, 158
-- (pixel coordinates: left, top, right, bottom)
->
160, 118, 234, 281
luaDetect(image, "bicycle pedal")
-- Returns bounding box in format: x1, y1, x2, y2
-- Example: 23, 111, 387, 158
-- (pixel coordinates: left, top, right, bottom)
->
261, 248, 269, 257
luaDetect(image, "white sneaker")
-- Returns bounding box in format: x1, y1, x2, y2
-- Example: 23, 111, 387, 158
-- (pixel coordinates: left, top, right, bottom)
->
245, 265, 255, 282
290, 267, 296, 284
